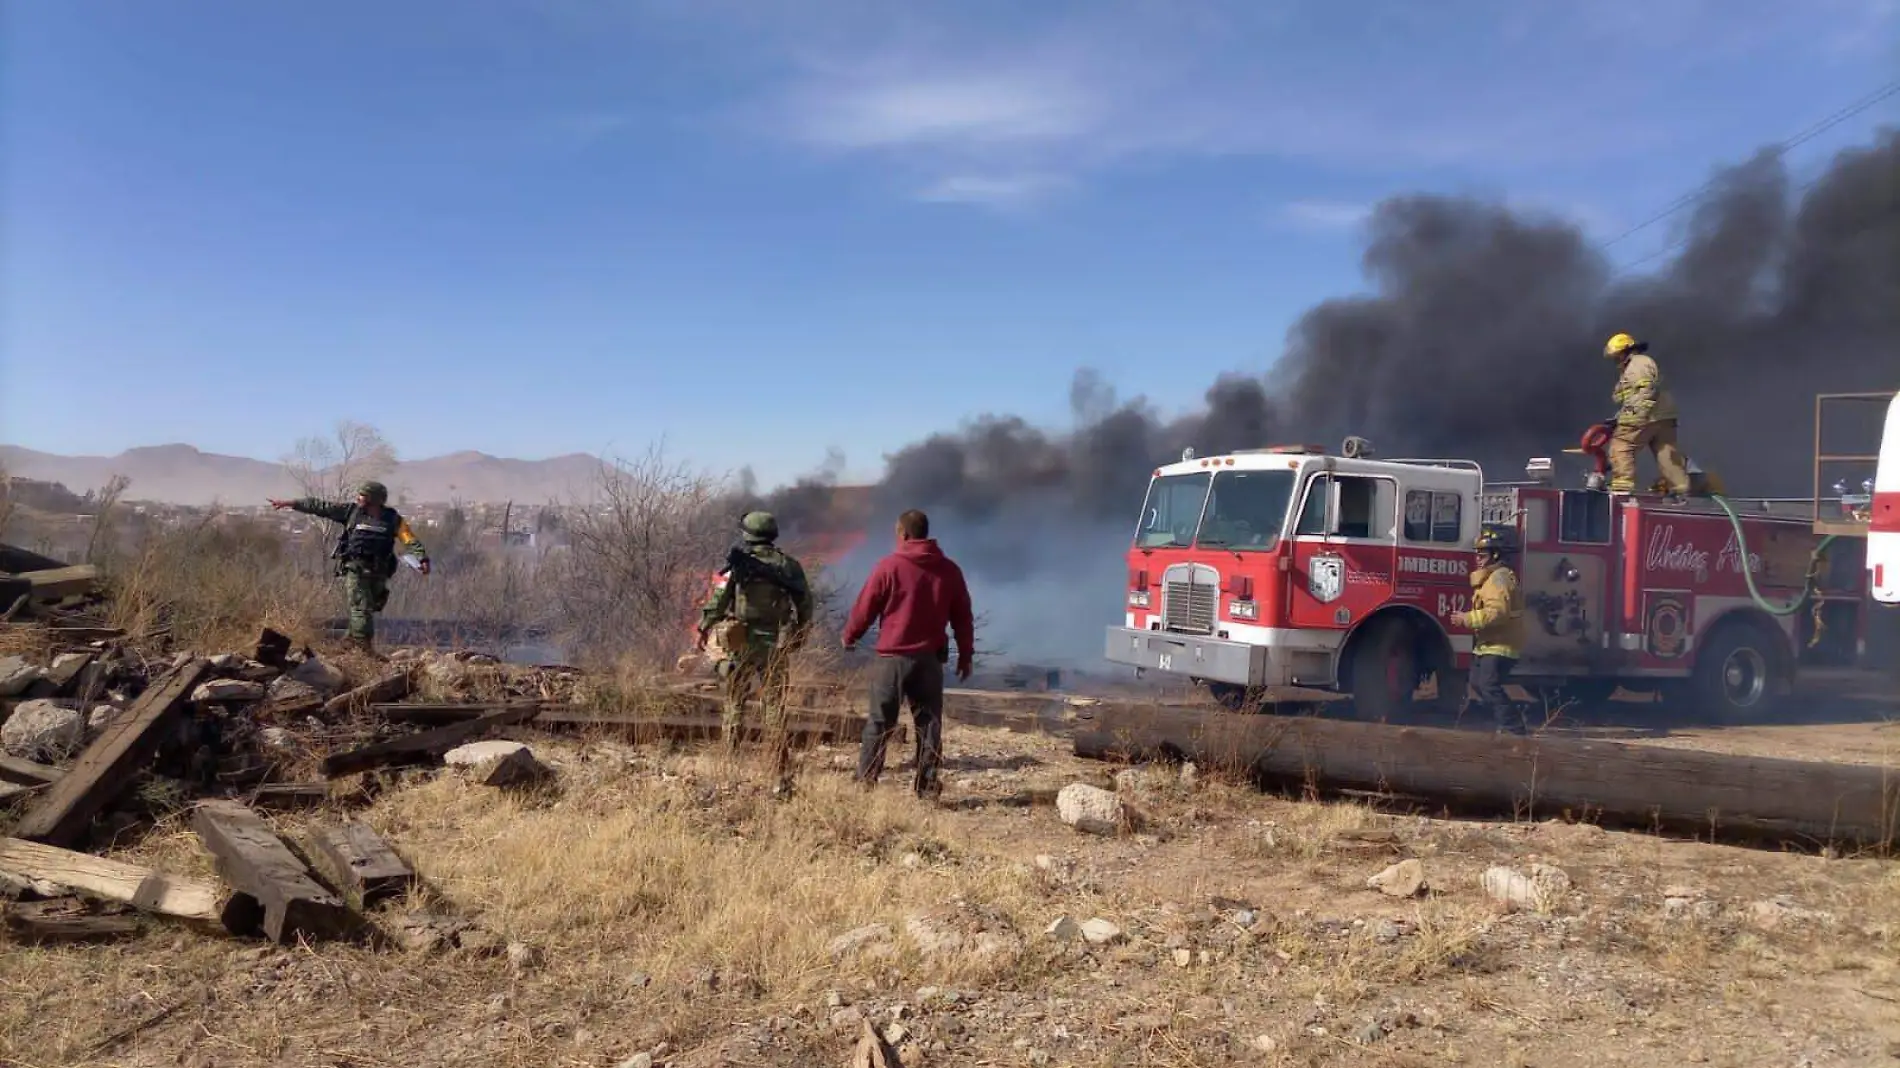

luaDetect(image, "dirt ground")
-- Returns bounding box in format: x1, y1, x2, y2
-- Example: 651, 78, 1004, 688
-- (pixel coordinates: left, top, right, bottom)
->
4, 684, 1899, 1068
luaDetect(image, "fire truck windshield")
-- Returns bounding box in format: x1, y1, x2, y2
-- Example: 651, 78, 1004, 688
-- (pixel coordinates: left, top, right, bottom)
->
1134, 468, 1298, 550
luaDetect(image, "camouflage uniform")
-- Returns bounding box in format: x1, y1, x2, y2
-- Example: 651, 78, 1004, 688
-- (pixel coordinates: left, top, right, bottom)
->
287, 480, 430, 650
698, 511, 815, 781
1603, 334, 1690, 496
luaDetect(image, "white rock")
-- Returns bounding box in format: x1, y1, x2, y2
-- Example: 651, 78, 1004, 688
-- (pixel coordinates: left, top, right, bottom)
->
51, 652, 91, 676
1250, 1034, 1279, 1053
1366, 858, 1426, 898
1044, 916, 1080, 942
444, 740, 548, 787
86, 705, 117, 736
905, 914, 965, 956
287, 657, 346, 695
1, 699, 85, 760
209, 653, 241, 670
615, 1054, 653, 1068
192, 679, 266, 703
444, 740, 531, 767
1056, 783, 1126, 836
1480, 863, 1572, 912
1179, 762, 1200, 788
258, 727, 297, 751
1080, 918, 1124, 945
0, 656, 40, 698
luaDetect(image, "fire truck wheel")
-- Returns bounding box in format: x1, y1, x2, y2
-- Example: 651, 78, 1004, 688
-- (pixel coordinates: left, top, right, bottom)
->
1691, 620, 1788, 722
1346, 616, 1419, 723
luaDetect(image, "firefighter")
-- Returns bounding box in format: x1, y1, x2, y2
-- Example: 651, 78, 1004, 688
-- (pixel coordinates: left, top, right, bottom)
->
1450, 526, 1527, 735
1602, 332, 1691, 500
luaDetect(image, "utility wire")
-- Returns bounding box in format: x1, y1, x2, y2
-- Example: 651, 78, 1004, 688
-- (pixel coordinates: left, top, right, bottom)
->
1595, 77, 1900, 260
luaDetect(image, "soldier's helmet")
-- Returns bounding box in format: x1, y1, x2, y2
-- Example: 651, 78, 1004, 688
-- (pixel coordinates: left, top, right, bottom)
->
740, 510, 779, 543
357, 480, 389, 504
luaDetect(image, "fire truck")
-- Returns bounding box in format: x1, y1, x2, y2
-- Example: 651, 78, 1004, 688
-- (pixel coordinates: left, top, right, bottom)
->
1103, 429, 1870, 721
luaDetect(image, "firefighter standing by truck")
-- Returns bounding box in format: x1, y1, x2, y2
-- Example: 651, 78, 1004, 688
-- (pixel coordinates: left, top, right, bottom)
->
1603, 332, 1692, 499
697, 511, 816, 794
1450, 526, 1527, 735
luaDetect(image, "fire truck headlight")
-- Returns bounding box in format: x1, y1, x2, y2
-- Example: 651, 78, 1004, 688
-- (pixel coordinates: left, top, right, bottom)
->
1230, 599, 1258, 621
1129, 590, 1151, 609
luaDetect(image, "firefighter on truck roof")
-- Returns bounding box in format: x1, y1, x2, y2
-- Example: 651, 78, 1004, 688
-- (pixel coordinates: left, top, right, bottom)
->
1449, 526, 1528, 735
1602, 332, 1692, 500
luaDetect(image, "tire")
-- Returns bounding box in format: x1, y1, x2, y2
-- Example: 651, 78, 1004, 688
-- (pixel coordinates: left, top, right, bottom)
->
1347, 617, 1418, 722
1691, 620, 1787, 723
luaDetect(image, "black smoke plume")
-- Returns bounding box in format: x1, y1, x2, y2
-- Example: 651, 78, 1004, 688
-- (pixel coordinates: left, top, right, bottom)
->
744, 129, 1900, 666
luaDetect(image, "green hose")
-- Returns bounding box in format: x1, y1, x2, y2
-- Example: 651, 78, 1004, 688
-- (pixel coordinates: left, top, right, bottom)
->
1707, 493, 1837, 617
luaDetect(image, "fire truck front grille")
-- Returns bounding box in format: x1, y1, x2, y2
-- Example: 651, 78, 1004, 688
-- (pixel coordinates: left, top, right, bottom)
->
1163, 583, 1217, 633
1160, 562, 1221, 635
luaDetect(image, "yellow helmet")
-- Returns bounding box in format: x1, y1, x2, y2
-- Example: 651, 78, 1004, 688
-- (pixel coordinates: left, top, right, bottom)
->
1603, 332, 1638, 359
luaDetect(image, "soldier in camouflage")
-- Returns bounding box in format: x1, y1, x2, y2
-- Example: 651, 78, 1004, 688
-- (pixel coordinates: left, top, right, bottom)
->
697, 511, 815, 791
269, 480, 430, 654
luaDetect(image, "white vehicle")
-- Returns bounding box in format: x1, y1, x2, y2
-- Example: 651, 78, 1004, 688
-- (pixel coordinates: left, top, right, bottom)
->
1870, 391, 1900, 604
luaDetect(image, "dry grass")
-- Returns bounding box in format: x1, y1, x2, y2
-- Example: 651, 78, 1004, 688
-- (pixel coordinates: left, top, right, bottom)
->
98, 516, 335, 653
5, 711, 1900, 1066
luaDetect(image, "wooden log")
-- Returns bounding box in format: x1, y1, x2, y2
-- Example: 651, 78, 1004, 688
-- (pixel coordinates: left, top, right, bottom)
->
0, 755, 61, 787
191, 800, 353, 943
19, 565, 100, 601
306, 823, 414, 907
13, 658, 211, 847
530, 708, 898, 747
0, 836, 238, 928
321, 671, 413, 718
4, 898, 141, 943
319, 705, 541, 778
1073, 705, 1900, 848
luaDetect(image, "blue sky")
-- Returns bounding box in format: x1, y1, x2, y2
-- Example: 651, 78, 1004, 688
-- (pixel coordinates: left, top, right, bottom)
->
3, 0, 1896, 488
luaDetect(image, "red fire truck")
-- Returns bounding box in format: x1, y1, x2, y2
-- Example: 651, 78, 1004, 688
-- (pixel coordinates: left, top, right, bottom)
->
1103, 435, 1868, 721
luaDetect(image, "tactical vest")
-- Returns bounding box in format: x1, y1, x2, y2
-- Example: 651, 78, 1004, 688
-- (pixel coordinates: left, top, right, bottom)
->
732, 548, 798, 628
334, 506, 402, 576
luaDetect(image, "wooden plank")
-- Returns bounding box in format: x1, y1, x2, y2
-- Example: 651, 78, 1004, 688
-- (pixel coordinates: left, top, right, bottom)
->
319, 705, 540, 778
0, 837, 238, 928
321, 671, 413, 718
43, 653, 94, 696
4, 898, 141, 944
191, 800, 353, 943
246, 783, 333, 810
19, 565, 100, 601
1073, 705, 1900, 848
370, 701, 543, 725
307, 823, 414, 907
13, 658, 212, 847
0, 752, 63, 787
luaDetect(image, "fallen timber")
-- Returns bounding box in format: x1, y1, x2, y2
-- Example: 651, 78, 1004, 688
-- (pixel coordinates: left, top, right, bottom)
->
1074, 705, 1900, 848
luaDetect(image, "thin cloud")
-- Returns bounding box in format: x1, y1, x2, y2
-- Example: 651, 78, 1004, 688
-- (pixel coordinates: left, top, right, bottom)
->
915, 172, 1071, 208
1277, 199, 1373, 231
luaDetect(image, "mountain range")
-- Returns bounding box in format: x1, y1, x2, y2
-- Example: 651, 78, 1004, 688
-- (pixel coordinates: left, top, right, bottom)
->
0, 443, 609, 507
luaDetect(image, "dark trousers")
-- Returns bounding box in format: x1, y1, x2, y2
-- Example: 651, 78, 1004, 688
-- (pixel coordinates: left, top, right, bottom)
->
1468, 654, 1524, 734
856, 652, 945, 795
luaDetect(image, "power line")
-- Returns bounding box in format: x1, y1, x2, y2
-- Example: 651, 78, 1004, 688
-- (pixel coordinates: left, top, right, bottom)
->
1595, 78, 1900, 257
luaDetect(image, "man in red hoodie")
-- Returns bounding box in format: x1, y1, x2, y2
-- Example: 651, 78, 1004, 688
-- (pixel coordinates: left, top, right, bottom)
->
841, 508, 975, 800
